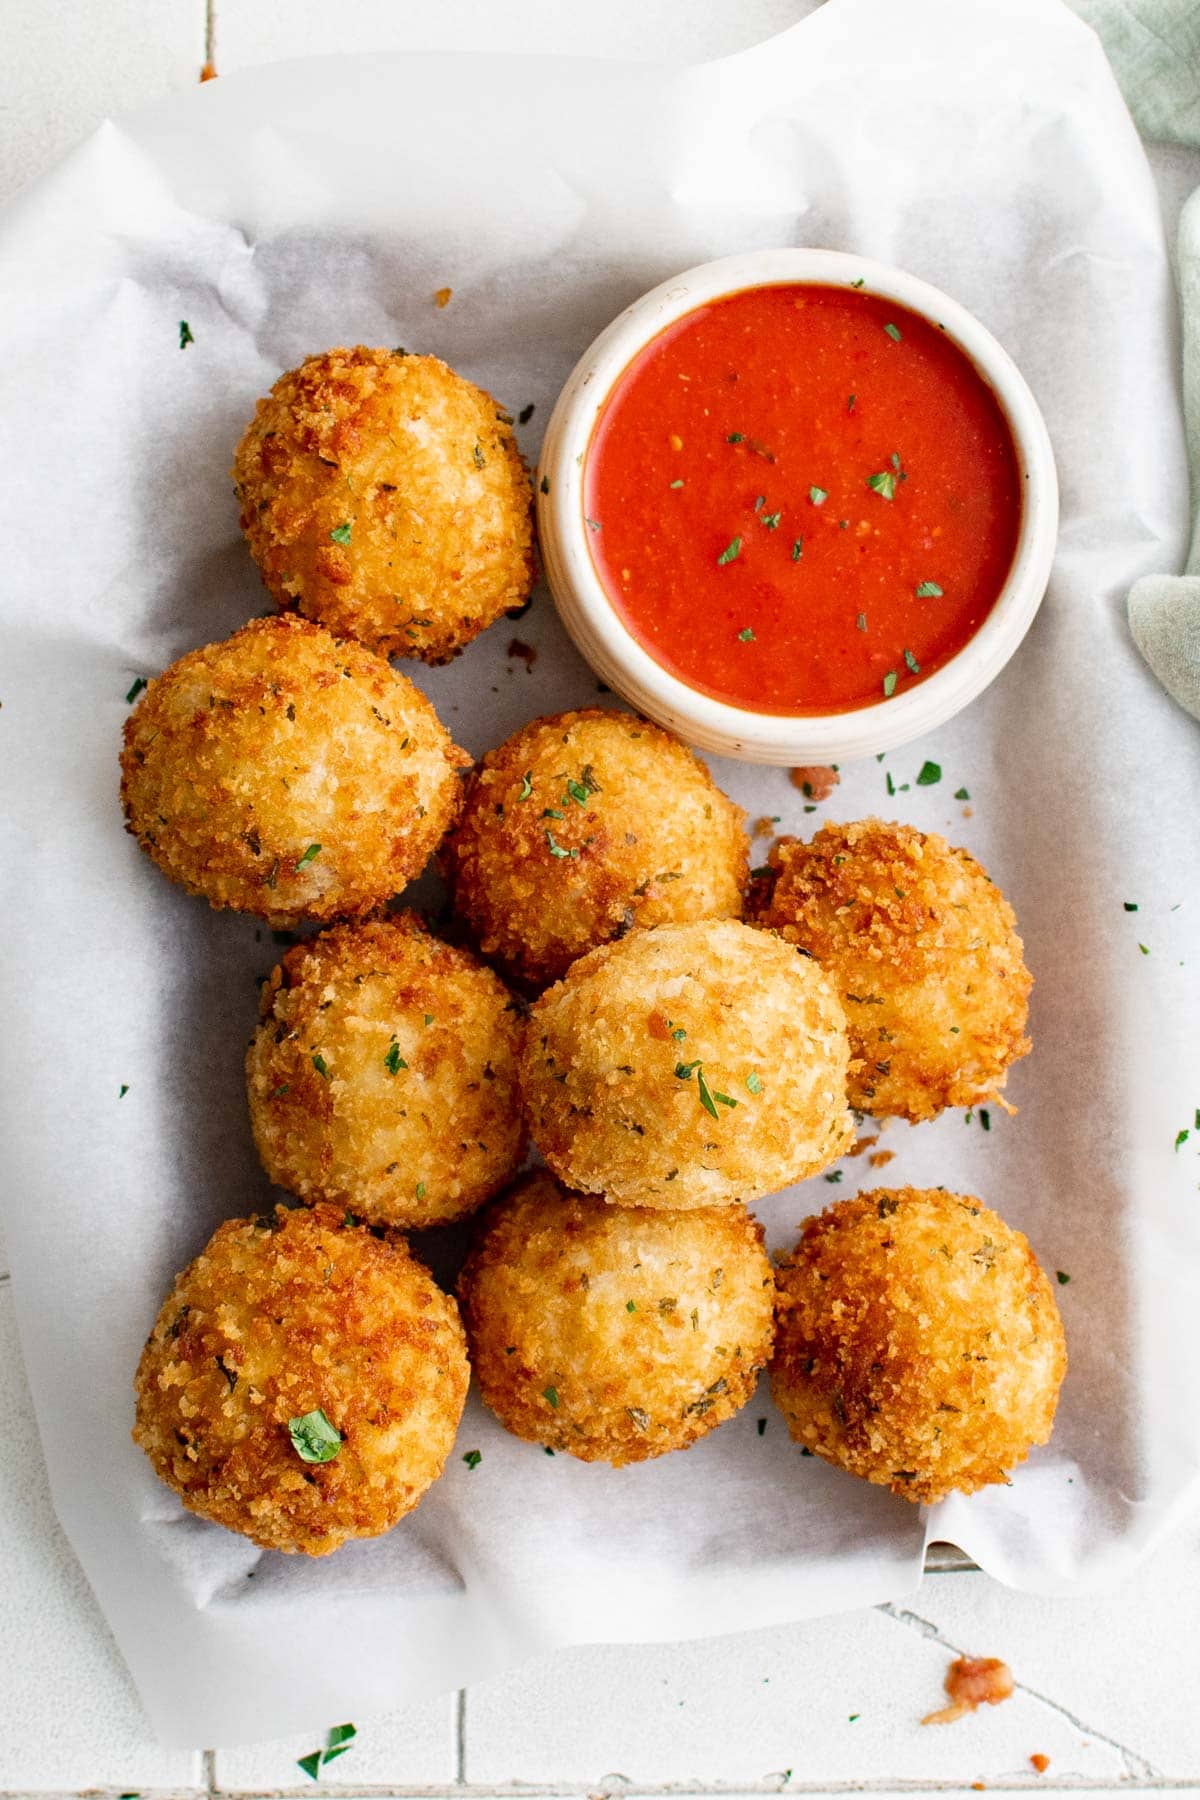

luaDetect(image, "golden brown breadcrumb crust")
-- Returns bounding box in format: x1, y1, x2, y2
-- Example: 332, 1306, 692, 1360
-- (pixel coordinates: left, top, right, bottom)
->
444, 708, 749, 988
120, 614, 469, 925
520, 919, 853, 1208
232, 348, 534, 663
246, 913, 526, 1228
133, 1205, 469, 1555
770, 1187, 1066, 1504
753, 819, 1031, 1121
459, 1171, 774, 1463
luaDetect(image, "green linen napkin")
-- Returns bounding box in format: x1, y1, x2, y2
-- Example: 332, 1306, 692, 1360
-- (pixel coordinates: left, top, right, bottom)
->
1074, 0, 1200, 719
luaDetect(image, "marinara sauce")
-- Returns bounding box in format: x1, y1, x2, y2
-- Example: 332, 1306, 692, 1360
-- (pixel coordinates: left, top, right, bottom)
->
583, 284, 1021, 715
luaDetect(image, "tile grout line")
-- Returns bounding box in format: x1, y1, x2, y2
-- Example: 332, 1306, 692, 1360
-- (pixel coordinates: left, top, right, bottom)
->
11, 1780, 1200, 1798
455, 1687, 468, 1784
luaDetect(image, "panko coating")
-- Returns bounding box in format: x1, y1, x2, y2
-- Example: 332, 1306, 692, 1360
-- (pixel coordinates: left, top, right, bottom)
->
521, 919, 853, 1208
443, 708, 749, 988
753, 819, 1031, 1122
771, 1187, 1066, 1504
133, 1204, 469, 1555
120, 615, 468, 925
232, 348, 534, 662
246, 913, 526, 1229
459, 1171, 774, 1463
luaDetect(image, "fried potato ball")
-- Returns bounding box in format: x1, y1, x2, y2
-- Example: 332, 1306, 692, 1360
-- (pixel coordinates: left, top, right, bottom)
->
521, 919, 853, 1208
771, 1187, 1066, 1504
232, 348, 534, 662
133, 1204, 469, 1555
120, 615, 468, 926
459, 1171, 774, 1463
246, 913, 526, 1229
753, 819, 1031, 1122
444, 708, 750, 988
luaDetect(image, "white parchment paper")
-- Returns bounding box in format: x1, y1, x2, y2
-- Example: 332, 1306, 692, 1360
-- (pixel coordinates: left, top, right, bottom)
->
2, 0, 1199, 1747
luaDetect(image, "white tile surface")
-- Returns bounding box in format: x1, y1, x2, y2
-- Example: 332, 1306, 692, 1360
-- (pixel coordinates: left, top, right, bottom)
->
461, 1598, 1139, 1789
0, 0, 202, 206
0, 1285, 202, 1791
214, 0, 817, 77
214, 1698, 458, 1791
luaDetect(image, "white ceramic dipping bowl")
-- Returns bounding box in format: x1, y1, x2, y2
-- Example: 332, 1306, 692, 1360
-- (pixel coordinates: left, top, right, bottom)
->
536, 247, 1057, 765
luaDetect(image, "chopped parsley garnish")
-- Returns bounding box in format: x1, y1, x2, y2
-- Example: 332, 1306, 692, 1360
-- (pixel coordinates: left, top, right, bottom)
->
809, 486, 828, 506
626, 1299, 636, 1312
738, 627, 755, 642
850, 277, 865, 288
298, 1725, 357, 1781
882, 670, 898, 698
883, 321, 902, 342
540, 475, 550, 494
824, 1170, 843, 1182
125, 676, 147, 703
856, 612, 867, 632
904, 648, 921, 674
119, 1083, 129, 1098
760, 511, 782, 530
329, 521, 353, 545
847, 394, 856, 412
1123, 901, 1138, 912
866, 470, 896, 500
669, 478, 684, 489
384, 1040, 407, 1075
916, 760, 941, 786
518, 770, 533, 800
545, 828, 577, 859
294, 842, 321, 870
980, 1107, 991, 1131
886, 771, 895, 796
585, 516, 601, 532
792, 537, 803, 560
754, 496, 765, 511
179, 320, 194, 349
424, 1013, 434, 1027
287, 1409, 341, 1464
696, 1067, 721, 1120
543, 1386, 559, 1408
954, 786, 970, 800
518, 403, 535, 424
1138, 943, 1150, 955
311, 1053, 330, 1079
726, 432, 745, 443
746, 1071, 763, 1094
473, 443, 485, 468
915, 580, 943, 597
757, 1418, 767, 1436
416, 1180, 427, 1200
1056, 1270, 1071, 1284
717, 536, 742, 565
463, 1449, 482, 1470
1175, 1129, 1190, 1151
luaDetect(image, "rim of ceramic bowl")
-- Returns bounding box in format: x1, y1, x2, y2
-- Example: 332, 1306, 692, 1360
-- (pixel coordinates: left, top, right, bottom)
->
536, 247, 1058, 765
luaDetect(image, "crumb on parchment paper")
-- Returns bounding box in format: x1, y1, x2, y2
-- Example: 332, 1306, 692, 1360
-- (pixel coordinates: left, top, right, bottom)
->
434, 286, 453, 308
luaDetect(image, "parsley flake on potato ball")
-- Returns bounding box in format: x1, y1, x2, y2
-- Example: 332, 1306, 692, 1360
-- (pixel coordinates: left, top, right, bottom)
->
771, 1187, 1066, 1504
444, 708, 750, 987
520, 919, 853, 1207
247, 913, 526, 1229
753, 819, 1031, 1121
232, 348, 534, 663
133, 1205, 469, 1556
459, 1171, 774, 1464
120, 614, 468, 925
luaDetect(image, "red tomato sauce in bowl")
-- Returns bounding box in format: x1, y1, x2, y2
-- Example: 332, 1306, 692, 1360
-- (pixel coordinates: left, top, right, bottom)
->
582, 284, 1021, 716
